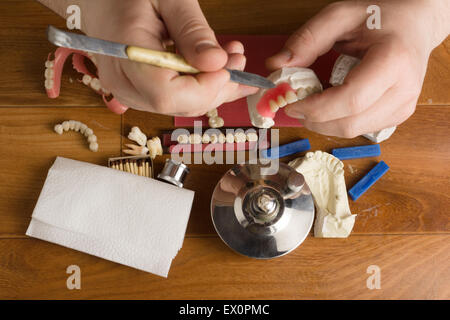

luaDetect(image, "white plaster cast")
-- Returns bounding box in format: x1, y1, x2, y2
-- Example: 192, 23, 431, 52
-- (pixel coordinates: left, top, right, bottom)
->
128, 126, 147, 146
289, 151, 355, 238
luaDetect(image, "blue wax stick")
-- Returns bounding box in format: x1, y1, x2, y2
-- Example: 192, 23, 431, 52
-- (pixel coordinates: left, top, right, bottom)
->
348, 161, 389, 201
332, 144, 381, 160
261, 139, 310, 159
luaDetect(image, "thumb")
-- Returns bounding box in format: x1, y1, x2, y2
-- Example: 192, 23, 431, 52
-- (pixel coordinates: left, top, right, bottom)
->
158, 0, 227, 72
266, 2, 367, 69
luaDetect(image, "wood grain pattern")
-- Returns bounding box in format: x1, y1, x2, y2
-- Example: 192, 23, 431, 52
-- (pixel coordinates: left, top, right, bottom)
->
0, 0, 448, 107
123, 105, 450, 236
0, 235, 448, 299
0, 107, 122, 237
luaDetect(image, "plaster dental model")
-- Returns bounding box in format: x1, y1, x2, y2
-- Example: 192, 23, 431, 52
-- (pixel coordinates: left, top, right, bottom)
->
44, 47, 128, 114
123, 144, 149, 156
288, 151, 355, 238
247, 67, 322, 128
54, 120, 98, 152
206, 108, 225, 128
128, 126, 147, 146
147, 136, 163, 159
330, 54, 397, 143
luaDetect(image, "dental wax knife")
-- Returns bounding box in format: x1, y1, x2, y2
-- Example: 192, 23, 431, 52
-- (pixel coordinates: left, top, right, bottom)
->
47, 25, 276, 89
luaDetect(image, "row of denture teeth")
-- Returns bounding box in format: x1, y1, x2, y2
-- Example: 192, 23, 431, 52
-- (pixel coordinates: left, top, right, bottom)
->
177, 132, 258, 144
81, 75, 110, 95
44, 60, 55, 89
54, 120, 98, 152
269, 86, 322, 113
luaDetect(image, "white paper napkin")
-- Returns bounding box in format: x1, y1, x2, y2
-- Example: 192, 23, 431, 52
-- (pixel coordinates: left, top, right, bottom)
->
26, 157, 195, 277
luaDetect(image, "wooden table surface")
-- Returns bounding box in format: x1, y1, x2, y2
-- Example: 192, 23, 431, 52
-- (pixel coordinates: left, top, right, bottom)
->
0, 0, 449, 299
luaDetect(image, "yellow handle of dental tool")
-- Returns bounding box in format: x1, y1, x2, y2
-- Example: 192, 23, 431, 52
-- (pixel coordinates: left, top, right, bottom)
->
126, 46, 200, 74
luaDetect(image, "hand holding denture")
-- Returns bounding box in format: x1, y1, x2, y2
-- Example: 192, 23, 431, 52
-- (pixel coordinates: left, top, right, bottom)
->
266, 0, 450, 138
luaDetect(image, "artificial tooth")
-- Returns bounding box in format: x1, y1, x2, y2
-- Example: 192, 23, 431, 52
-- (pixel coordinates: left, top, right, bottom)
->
297, 88, 308, 100
45, 60, 54, 68
210, 134, 218, 144
73, 121, 81, 132
89, 142, 99, 152
90, 78, 101, 91
206, 108, 218, 117
209, 116, 224, 128
246, 132, 258, 142
84, 128, 93, 137
225, 133, 234, 144
234, 132, 247, 143
79, 123, 88, 134
218, 133, 226, 144
177, 134, 189, 144
202, 133, 211, 144
269, 100, 279, 113
62, 121, 70, 132
82, 74, 92, 85
305, 86, 314, 95
68, 120, 76, 130
54, 124, 63, 135
44, 79, 54, 89
277, 95, 287, 108
45, 68, 54, 79
189, 133, 202, 144
285, 90, 298, 104
87, 134, 97, 143
101, 87, 110, 95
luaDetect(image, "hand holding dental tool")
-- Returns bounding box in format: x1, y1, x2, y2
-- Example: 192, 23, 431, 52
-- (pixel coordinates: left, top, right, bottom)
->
47, 26, 275, 90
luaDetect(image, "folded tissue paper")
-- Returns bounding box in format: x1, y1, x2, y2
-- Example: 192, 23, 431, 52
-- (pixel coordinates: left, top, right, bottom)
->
26, 157, 195, 277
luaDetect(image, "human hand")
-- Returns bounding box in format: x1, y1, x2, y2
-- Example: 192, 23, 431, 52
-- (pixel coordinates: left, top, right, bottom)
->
82, 0, 257, 115
266, 0, 449, 138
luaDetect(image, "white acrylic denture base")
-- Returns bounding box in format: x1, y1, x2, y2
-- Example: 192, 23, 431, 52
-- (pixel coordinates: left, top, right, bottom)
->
247, 67, 322, 128
289, 151, 356, 238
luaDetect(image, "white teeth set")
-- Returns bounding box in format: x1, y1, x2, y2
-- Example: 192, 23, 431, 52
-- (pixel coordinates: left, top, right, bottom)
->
205, 108, 225, 128
268, 86, 322, 113
81, 74, 110, 95
54, 120, 98, 152
125, 126, 162, 159
44, 60, 55, 89
177, 131, 258, 145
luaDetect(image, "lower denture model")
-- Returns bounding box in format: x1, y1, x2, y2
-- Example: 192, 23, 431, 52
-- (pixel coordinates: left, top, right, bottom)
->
247, 67, 323, 128
330, 54, 397, 143
44, 47, 128, 114
54, 120, 98, 152
289, 151, 356, 238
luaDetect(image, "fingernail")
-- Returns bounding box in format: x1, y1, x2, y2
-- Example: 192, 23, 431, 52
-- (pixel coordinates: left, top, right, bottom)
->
195, 40, 219, 54
273, 48, 292, 63
284, 106, 304, 119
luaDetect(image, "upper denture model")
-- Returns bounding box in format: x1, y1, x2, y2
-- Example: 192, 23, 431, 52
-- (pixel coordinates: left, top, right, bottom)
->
330, 54, 397, 143
289, 151, 356, 238
45, 47, 128, 114
247, 67, 323, 128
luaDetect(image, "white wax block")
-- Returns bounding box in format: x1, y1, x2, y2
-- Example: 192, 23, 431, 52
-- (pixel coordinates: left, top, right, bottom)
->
26, 157, 195, 277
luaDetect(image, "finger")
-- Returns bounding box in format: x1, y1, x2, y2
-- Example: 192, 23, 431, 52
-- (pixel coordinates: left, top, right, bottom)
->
301, 88, 417, 138
158, 0, 227, 71
222, 40, 244, 55
266, 2, 367, 70
284, 42, 401, 122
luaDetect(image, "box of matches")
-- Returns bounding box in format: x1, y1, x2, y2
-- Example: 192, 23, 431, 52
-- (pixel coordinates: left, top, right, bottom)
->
108, 155, 153, 178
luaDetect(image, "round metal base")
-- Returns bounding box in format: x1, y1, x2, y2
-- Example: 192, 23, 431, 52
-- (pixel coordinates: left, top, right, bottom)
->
211, 162, 314, 259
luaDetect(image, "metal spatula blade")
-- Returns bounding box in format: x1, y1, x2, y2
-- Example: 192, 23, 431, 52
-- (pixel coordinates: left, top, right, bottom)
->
47, 25, 276, 89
